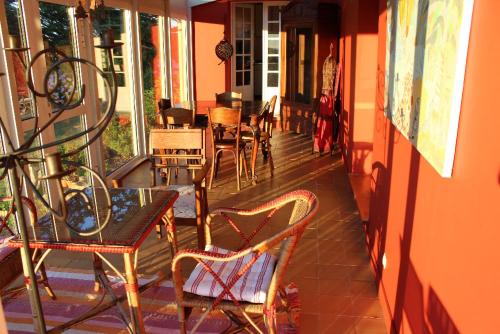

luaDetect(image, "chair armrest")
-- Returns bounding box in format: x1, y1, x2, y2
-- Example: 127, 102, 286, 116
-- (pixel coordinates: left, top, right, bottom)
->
108, 155, 151, 188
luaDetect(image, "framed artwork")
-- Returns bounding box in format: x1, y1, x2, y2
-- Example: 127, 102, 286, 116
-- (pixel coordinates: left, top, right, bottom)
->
384, 0, 474, 177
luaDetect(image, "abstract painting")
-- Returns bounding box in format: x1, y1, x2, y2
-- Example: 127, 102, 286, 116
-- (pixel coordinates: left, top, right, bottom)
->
384, 0, 474, 177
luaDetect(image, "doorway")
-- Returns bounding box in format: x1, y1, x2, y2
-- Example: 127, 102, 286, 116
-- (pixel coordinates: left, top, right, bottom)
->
231, 2, 286, 112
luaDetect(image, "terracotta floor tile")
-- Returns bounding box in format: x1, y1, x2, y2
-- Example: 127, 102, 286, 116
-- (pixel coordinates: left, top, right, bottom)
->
355, 318, 387, 334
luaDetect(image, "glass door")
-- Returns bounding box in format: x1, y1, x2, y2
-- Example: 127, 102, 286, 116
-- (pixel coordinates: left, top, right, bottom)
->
262, 3, 285, 113
231, 3, 253, 100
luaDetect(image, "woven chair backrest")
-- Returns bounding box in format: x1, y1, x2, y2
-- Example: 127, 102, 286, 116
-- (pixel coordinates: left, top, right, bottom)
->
250, 190, 318, 310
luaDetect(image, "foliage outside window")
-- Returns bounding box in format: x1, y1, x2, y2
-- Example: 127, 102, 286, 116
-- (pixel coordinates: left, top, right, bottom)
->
93, 8, 136, 174
4, 0, 34, 119
140, 13, 164, 138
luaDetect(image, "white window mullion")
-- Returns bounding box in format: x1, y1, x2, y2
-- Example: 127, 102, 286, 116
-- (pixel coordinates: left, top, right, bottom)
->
128, 5, 146, 156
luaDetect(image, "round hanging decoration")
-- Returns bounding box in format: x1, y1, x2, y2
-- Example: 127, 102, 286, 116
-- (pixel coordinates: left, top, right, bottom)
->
215, 38, 233, 65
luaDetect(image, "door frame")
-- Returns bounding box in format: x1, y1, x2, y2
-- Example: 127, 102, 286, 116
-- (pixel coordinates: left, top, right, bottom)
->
262, 1, 287, 114
231, 3, 254, 100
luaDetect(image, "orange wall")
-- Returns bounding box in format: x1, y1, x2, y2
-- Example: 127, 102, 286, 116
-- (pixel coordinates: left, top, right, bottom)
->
191, 2, 230, 101
368, 1, 500, 333
339, 0, 378, 175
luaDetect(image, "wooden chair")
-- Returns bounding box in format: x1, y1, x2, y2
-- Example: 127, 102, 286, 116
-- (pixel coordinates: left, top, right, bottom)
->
0, 196, 55, 299
171, 190, 319, 334
160, 107, 195, 129
242, 95, 277, 176
208, 107, 249, 191
215, 91, 242, 103
111, 128, 210, 250
158, 98, 172, 111
151, 128, 209, 250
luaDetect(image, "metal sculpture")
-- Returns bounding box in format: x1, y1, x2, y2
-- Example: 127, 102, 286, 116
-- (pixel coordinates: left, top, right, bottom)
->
0, 30, 121, 332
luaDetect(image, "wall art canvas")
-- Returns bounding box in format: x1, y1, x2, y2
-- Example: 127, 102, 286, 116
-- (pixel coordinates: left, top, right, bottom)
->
384, 0, 474, 177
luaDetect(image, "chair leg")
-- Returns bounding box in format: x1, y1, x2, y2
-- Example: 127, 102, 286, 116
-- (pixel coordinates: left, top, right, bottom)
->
209, 150, 217, 190
264, 312, 277, 334
38, 263, 56, 300
242, 149, 249, 181
215, 150, 222, 178
235, 150, 241, 191
177, 306, 187, 334
155, 223, 162, 239
268, 141, 274, 176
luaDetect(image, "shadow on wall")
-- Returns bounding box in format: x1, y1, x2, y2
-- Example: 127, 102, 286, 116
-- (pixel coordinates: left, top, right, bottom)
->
402, 258, 460, 334
352, 141, 373, 174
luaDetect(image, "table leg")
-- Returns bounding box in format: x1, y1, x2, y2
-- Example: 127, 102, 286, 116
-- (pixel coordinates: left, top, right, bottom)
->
251, 135, 259, 185
163, 207, 178, 257
123, 253, 146, 333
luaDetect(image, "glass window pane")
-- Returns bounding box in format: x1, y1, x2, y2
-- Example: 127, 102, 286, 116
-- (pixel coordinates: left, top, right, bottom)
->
236, 56, 243, 70
268, 6, 280, 21
244, 24, 251, 38
140, 13, 164, 138
267, 73, 278, 87
236, 72, 243, 86
54, 116, 90, 188
244, 71, 250, 85
22, 131, 49, 219
268, 39, 279, 55
243, 40, 251, 54
244, 56, 251, 70
268, 23, 279, 35
93, 8, 136, 174
39, 1, 81, 106
268, 56, 279, 71
0, 139, 14, 237
244, 8, 251, 24
170, 18, 188, 106
4, 0, 35, 119
236, 40, 243, 54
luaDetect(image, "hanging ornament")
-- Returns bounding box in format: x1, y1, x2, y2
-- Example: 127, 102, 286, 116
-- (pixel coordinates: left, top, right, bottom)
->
215, 38, 233, 65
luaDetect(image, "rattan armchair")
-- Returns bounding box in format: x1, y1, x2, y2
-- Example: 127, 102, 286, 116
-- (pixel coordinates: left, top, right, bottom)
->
172, 190, 319, 334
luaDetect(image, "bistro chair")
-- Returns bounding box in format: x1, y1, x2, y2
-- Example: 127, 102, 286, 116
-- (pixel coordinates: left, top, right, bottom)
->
0, 196, 55, 299
160, 107, 195, 129
215, 91, 242, 104
158, 98, 172, 111
157, 98, 172, 127
242, 95, 277, 177
171, 190, 319, 334
208, 107, 249, 191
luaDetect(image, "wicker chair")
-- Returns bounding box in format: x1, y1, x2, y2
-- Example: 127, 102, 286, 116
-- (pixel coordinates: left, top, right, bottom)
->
172, 190, 319, 334
0, 196, 55, 299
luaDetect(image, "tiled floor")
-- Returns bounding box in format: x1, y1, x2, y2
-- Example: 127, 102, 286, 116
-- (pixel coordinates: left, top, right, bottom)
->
45, 132, 387, 333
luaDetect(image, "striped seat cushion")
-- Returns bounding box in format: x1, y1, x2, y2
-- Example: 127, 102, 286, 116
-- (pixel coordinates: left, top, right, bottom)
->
0, 236, 16, 262
183, 245, 277, 304
166, 184, 196, 219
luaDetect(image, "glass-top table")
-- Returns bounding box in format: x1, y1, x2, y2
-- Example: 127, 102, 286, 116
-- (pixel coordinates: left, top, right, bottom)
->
9, 187, 179, 333
9, 187, 178, 253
